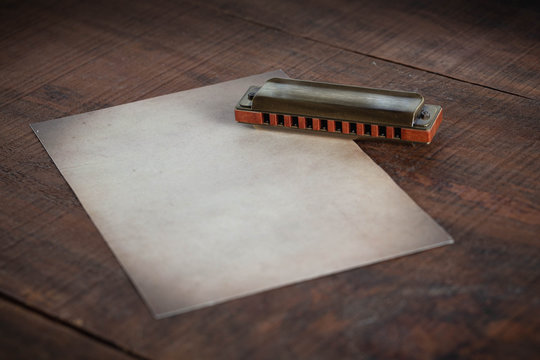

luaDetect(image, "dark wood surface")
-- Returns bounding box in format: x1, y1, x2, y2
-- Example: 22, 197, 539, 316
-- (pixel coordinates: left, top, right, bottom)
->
1, 0, 539, 359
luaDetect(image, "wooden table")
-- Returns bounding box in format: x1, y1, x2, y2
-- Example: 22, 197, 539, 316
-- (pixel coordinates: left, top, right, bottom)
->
1, 1, 539, 358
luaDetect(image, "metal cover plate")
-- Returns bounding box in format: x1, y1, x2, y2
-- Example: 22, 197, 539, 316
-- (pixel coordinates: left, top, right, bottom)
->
252, 78, 425, 127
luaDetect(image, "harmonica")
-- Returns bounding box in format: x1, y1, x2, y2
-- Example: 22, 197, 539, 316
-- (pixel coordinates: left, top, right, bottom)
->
235, 78, 443, 144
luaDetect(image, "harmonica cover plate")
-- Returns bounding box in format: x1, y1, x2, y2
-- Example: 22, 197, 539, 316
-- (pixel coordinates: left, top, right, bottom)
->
250, 78, 425, 127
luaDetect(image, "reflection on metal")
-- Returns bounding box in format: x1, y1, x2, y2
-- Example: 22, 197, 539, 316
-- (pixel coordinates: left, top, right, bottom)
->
235, 78, 443, 144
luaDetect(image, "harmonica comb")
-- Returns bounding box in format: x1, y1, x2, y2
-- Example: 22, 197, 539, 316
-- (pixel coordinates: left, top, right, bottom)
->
235, 78, 443, 144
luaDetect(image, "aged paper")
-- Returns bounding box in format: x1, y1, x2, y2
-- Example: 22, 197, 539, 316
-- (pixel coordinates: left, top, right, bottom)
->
31, 71, 452, 318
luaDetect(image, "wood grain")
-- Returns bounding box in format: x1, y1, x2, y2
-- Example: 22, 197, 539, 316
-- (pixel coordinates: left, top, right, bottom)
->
205, 0, 540, 100
0, 299, 136, 360
1, 0, 539, 359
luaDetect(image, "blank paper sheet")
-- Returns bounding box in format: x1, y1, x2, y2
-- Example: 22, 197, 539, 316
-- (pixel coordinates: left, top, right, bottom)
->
31, 71, 452, 318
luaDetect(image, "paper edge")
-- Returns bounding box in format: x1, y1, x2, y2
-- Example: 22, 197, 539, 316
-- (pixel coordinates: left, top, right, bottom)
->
154, 236, 453, 319
29, 69, 288, 128
29, 70, 455, 320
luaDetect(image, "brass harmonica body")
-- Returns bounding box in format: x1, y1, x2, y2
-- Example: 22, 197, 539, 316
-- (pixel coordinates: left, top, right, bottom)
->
235, 78, 443, 144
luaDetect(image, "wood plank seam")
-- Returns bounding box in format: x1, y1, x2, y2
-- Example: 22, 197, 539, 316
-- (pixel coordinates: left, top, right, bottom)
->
0, 292, 149, 360
0, 3, 196, 112
1, 2, 538, 358
195, 0, 536, 101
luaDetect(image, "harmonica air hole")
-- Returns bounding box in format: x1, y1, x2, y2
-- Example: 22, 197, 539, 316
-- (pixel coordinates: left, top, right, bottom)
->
364, 124, 371, 136
236, 78, 443, 144
335, 121, 342, 133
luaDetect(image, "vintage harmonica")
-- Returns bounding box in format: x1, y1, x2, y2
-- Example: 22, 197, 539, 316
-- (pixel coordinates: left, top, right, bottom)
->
235, 78, 443, 144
